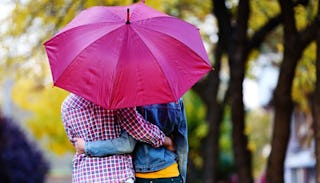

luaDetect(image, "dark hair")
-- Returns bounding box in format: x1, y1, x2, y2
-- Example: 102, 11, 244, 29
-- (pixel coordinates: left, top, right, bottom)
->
0, 114, 49, 183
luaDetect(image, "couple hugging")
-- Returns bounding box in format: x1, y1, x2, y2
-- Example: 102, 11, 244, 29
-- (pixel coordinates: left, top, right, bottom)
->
62, 93, 188, 183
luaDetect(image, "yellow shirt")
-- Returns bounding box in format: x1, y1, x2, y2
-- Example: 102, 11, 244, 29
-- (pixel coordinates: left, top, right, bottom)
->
135, 162, 179, 178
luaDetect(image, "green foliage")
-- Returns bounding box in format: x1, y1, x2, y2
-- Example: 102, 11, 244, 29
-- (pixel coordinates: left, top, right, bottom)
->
170, 0, 211, 20
219, 107, 232, 155
292, 43, 316, 113
248, 0, 317, 115
250, 0, 280, 32
218, 106, 236, 180
294, 0, 319, 30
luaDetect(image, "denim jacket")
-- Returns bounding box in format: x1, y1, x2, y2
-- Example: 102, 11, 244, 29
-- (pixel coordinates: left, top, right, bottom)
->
84, 99, 188, 182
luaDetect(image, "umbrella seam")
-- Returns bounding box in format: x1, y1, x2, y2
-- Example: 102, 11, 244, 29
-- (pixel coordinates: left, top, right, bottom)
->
129, 26, 177, 101
108, 26, 130, 108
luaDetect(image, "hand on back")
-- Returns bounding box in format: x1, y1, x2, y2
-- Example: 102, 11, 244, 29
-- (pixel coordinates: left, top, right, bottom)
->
73, 138, 85, 154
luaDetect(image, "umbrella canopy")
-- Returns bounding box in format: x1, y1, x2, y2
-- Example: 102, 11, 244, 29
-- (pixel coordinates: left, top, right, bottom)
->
44, 1, 212, 109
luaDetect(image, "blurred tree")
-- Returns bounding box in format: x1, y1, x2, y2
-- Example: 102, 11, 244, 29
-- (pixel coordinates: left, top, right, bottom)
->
0, 113, 49, 183
183, 91, 209, 182
293, 43, 316, 113
184, 91, 237, 183
267, 0, 319, 182
194, 0, 319, 182
217, 107, 236, 181
194, 0, 282, 182
311, 1, 320, 182
246, 108, 272, 178
11, 77, 72, 154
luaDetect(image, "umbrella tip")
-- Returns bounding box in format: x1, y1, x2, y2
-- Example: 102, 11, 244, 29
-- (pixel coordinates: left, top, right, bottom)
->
126, 8, 130, 24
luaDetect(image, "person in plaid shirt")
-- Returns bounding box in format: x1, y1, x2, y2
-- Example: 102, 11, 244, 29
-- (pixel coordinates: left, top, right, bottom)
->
61, 93, 173, 183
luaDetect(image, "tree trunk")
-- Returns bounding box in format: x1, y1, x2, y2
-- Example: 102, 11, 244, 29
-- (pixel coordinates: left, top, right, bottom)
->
267, 1, 318, 182
267, 79, 294, 183
194, 40, 225, 183
229, 45, 253, 183
267, 43, 304, 183
267, 23, 299, 181
228, 0, 253, 182
267, 19, 299, 183
204, 45, 224, 183
202, 103, 223, 183
207, 0, 281, 182
193, 0, 232, 181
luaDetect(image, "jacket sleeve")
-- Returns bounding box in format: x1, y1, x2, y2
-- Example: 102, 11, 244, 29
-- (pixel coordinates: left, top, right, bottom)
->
173, 100, 189, 183
117, 107, 165, 148
85, 131, 137, 156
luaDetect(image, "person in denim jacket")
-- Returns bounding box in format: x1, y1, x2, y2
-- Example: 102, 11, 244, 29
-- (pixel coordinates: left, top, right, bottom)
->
74, 99, 188, 183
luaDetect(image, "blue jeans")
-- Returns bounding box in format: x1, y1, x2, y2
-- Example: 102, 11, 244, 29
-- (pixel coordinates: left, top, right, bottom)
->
135, 176, 183, 183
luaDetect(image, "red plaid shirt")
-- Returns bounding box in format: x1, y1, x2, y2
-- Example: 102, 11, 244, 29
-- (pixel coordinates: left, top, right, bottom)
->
61, 94, 165, 183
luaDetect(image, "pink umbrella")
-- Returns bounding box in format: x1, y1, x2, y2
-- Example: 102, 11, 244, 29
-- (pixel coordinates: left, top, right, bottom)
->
44, 1, 212, 109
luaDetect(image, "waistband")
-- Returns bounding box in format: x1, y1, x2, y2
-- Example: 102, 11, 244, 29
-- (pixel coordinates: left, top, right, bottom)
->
135, 176, 182, 183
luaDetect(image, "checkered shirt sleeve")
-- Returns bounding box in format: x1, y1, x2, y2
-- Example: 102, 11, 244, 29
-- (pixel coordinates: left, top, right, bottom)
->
117, 107, 165, 148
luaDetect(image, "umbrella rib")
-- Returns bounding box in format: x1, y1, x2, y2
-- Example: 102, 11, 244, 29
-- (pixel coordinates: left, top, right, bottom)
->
108, 30, 129, 107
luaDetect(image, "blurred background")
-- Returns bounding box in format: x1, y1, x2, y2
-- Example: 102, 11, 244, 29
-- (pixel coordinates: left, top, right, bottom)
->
0, 0, 319, 183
